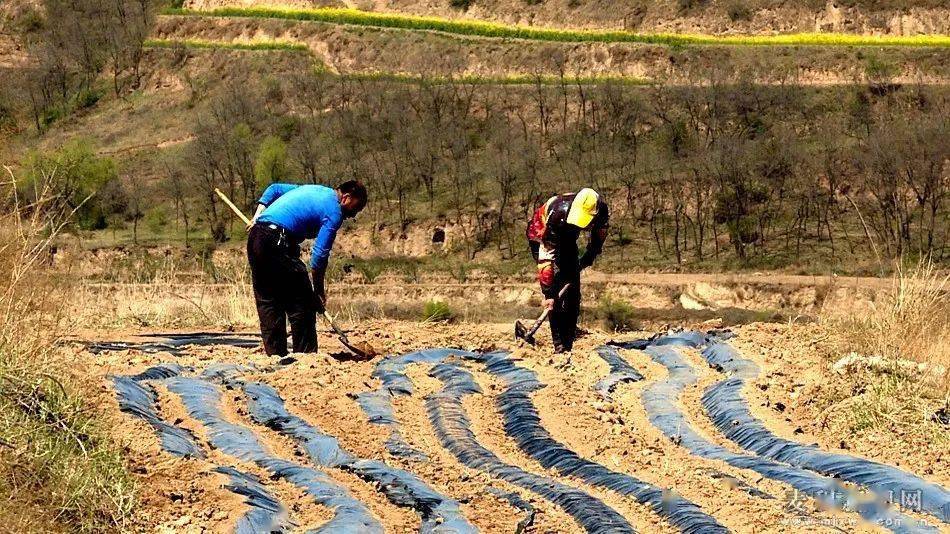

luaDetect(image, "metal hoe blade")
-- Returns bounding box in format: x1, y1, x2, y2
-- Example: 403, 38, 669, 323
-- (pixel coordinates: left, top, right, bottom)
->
514, 320, 537, 345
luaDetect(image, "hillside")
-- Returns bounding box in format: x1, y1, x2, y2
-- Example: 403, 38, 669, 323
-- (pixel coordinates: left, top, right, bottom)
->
1, 0, 948, 275
151, 12, 950, 84
183, 0, 950, 36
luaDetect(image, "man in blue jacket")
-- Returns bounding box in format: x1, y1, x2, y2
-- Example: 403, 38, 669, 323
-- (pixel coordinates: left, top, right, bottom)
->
246, 180, 367, 356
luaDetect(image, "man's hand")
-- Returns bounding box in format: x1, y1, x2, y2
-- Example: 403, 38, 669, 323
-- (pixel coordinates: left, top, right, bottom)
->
311, 266, 327, 314
542, 298, 555, 311
314, 289, 327, 314
246, 205, 266, 233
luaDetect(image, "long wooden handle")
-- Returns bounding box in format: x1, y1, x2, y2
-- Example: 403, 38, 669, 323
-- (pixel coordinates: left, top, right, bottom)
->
320, 312, 349, 341
214, 188, 251, 226
527, 283, 571, 337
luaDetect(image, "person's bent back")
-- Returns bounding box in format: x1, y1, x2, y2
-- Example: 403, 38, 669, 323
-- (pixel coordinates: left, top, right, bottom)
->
246, 180, 367, 357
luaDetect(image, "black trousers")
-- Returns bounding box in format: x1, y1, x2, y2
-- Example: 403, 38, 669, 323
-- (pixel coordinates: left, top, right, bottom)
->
549, 276, 581, 352
247, 224, 317, 356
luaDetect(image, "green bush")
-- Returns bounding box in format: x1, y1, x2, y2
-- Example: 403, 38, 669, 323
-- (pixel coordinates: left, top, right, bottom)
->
597, 297, 639, 332
14, 7, 45, 33
355, 259, 384, 283
24, 139, 120, 230
449, 0, 473, 9
74, 88, 103, 110
0, 100, 16, 134
254, 135, 289, 188
423, 299, 454, 322
145, 206, 169, 233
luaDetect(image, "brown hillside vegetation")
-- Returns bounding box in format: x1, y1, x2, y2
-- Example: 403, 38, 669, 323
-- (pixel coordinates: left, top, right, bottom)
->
153, 14, 950, 84
7, 44, 948, 274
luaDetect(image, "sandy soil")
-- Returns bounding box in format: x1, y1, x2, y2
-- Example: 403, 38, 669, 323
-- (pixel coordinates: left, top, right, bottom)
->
84, 319, 949, 532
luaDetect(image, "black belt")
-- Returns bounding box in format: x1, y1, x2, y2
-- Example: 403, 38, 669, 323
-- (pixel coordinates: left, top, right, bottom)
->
256, 222, 302, 246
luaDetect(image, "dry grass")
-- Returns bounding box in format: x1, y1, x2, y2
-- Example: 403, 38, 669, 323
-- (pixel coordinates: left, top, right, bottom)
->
822, 258, 949, 445
74, 281, 258, 330
837, 259, 949, 392
0, 167, 135, 532
143, 37, 309, 52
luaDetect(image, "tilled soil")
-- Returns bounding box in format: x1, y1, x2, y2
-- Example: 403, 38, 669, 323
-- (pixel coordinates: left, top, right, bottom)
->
85, 319, 949, 532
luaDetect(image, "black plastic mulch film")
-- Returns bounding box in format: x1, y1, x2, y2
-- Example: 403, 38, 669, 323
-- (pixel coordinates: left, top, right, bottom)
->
592, 345, 645, 399
610, 331, 943, 533
109, 331, 950, 533
475, 350, 728, 533
90, 333, 260, 355
166, 375, 385, 533
215, 466, 291, 534
112, 364, 288, 532
425, 361, 638, 533
241, 380, 476, 533
699, 337, 950, 525
113, 360, 475, 533
111, 363, 203, 458
358, 347, 725, 533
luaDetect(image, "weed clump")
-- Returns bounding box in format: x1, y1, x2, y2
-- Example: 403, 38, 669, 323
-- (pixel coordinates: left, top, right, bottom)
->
423, 299, 454, 322
726, 1, 753, 21
821, 259, 950, 449
834, 259, 949, 394
597, 297, 640, 332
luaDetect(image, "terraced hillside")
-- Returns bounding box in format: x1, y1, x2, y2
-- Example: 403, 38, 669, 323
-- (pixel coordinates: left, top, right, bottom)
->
2, 0, 949, 532
183, 0, 950, 36
151, 9, 950, 84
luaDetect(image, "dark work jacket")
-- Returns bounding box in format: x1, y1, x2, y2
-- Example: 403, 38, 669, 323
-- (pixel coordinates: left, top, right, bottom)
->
527, 192, 610, 297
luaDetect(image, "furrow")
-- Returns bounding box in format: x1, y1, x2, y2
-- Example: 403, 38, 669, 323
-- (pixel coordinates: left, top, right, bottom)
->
111, 364, 201, 458
475, 350, 728, 533
613, 333, 934, 533
242, 380, 477, 533
165, 376, 384, 533
355, 348, 477, 458
699, 339, 950, 525
111, 364, 295, 532
425, 362, 637, 534
215, 466, 292, 534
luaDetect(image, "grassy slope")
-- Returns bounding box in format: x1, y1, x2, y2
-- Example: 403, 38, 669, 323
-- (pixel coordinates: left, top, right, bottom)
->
165, 6, 950, 47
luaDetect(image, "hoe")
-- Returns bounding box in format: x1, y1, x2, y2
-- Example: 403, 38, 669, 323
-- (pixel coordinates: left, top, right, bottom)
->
214, 188, 378, 360
514, 283, 570, 346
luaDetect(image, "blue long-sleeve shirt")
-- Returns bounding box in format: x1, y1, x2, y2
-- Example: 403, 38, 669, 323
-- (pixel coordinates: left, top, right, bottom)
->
256, 183, 343, 269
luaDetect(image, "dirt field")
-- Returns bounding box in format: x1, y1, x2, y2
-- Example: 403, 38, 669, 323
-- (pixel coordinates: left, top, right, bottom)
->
84, 317, 950, 533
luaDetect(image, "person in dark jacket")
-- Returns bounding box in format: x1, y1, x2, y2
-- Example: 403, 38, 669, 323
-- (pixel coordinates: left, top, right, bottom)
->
246, 180, 367, 356
526, 188, 609, 352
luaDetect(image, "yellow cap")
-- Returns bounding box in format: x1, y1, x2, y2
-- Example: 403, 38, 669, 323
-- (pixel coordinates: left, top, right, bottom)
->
566, 188, 599, 228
